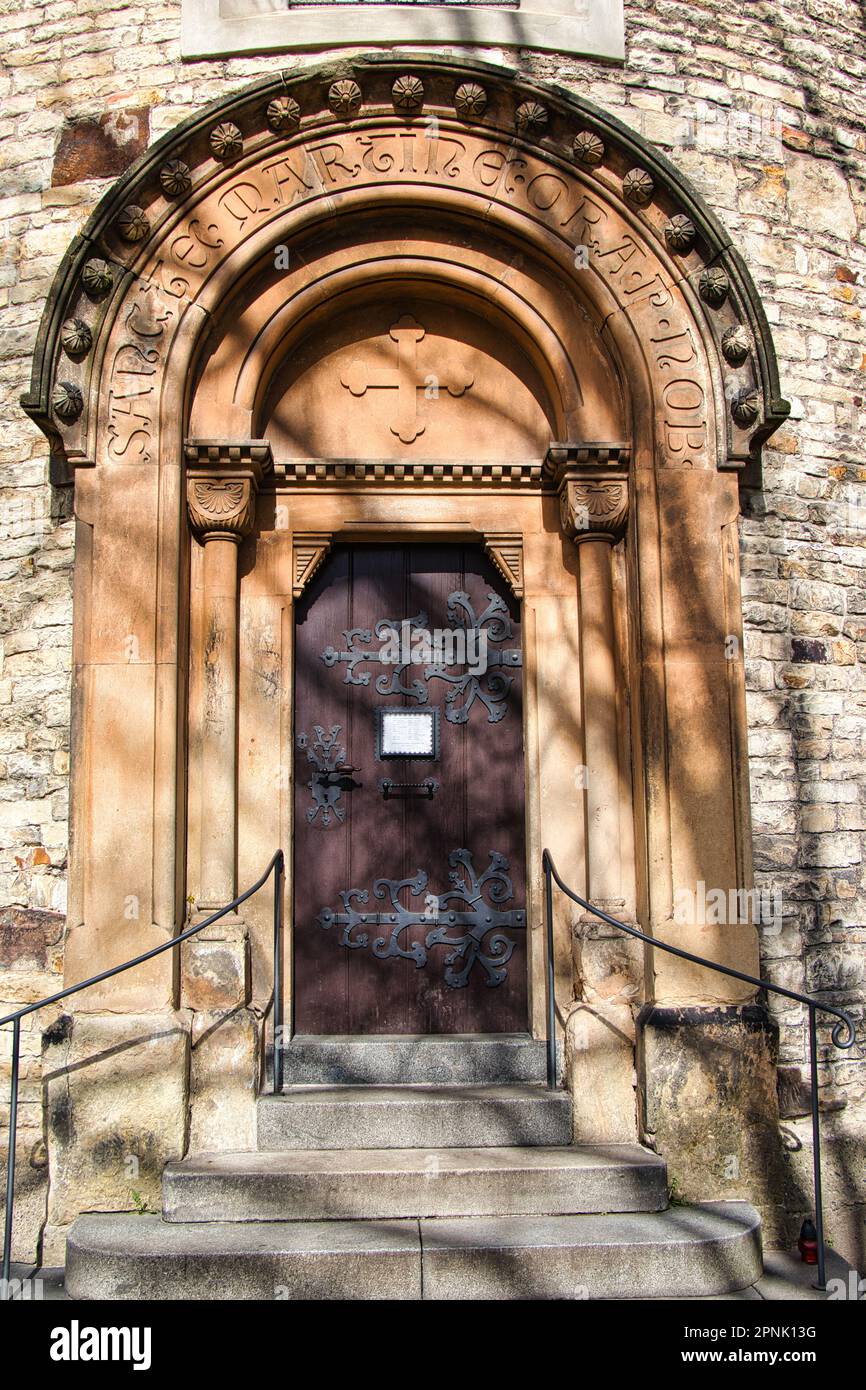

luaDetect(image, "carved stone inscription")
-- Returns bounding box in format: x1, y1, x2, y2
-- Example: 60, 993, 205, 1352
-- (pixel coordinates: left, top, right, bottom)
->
99, 125, 713, 472
106, 286, 173, 466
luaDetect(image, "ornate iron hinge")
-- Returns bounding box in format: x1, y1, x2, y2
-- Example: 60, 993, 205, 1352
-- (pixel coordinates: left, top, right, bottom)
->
317, 848, 525, 988
320, 590, 521, 724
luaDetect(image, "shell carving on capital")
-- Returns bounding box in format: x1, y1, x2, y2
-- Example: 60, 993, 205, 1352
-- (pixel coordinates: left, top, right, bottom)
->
187, 476, 255, 540
559, 478, 629, 542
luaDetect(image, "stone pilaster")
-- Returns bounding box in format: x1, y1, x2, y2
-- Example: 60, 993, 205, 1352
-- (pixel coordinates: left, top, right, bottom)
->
182, 442, 273, 1149
549, 445, 638, 1142
548, 445, 629, 909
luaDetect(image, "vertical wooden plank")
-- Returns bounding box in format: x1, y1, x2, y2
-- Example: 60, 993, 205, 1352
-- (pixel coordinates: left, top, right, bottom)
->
292, 547, 351, 1032
405, 543, 467, 1032
345, 545, 409, 1032
459, 546, 527, 1033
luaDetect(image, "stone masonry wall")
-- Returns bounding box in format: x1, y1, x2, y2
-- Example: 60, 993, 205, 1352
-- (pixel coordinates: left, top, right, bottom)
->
0, 0, 864, 1265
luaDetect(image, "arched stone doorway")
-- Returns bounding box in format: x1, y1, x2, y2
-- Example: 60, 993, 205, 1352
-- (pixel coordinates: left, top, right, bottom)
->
25, 55, 790, 1237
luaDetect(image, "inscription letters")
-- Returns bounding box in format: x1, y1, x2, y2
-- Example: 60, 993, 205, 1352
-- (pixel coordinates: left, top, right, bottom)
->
98, 126, 712, 472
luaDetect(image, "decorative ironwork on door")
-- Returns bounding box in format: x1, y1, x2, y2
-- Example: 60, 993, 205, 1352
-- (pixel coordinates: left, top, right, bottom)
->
296, 724, 358, 828
320, 589, 521, 723
317, 848, 525, 988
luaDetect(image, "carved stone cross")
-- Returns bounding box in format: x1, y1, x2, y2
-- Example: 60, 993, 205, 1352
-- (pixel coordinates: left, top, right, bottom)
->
340, 314, 474, 444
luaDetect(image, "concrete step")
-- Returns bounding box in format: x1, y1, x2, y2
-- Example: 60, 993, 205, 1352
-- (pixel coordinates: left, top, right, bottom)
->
257, 1084, 572, 1150
267, 1033, 550, 1086
65, 1202, 762, 1300
163, 1145, 667, 1222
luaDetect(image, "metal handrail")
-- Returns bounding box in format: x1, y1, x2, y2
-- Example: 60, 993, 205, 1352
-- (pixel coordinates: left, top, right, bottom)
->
0, 849, 285, 1295
542, 848, 857, 1292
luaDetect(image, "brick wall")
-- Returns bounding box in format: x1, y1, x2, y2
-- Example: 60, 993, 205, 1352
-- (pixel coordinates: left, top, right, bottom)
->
1, 0, 864, 1262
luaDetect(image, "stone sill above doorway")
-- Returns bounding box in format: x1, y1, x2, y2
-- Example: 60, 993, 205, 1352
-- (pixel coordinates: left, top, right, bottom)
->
180, 0, 626, 62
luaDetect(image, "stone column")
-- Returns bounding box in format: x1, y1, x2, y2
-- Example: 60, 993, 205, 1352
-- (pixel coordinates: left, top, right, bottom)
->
182, 444, 271, 1150
185, 442, 273, 913
188, 505, 248, 909
559, 475, 628, 907
554, 452, 640, 1142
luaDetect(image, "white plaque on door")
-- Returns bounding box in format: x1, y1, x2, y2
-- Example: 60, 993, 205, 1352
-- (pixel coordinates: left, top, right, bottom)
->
376, 709, 439, 759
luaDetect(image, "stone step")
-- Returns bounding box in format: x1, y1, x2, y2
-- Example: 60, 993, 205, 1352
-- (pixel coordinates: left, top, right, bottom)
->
256, 1084, 572, 1150
163, 1145, 667, 1222
65, 1214, 420, 1301
65, 1203, 762, 1300
420, 1203, 763, 1300
267, 1033, 551, 1086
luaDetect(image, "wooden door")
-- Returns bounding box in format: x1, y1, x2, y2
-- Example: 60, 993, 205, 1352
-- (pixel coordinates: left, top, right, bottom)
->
293, 544, 527, 1034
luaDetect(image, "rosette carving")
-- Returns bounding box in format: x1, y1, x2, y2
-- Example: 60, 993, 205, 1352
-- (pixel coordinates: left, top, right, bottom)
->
116, 205, 149, 243
572, 130, 605, 166
731, 388, 760, 429
454, 82, 487, 119
392, 75, 424, 114
266, 96, 300, 133
61, 319, 92, 360
664, 213, 696, 254
52, 381, 83, 423
623, 168, 654, 206
81, 259, 113, 299
515, 100, 548, 136
699, 266, 729, 307
328, 79, 362, 119
722, 325, 751, 366
160, 160, 192, 197
210, 122, 242, 161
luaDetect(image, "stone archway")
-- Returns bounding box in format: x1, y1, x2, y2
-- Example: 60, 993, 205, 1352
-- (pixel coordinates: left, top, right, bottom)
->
25, 54, 790, 1240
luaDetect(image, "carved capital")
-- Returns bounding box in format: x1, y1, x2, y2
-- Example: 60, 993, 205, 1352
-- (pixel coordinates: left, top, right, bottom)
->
187, 475, 257, 541
559, 477, 629, 544
184, 439, 273, 543
547, 443, 630, 544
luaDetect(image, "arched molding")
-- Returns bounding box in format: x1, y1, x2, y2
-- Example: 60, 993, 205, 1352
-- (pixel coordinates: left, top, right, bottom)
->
23, 52, 788, 486
197, 255, 584, 442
